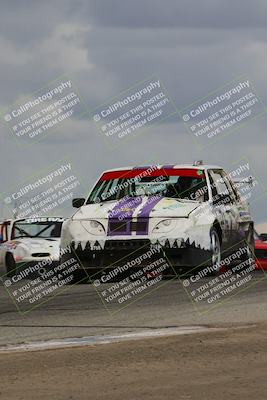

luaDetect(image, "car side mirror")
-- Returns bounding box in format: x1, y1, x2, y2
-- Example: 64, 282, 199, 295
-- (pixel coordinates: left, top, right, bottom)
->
260, 233, 267, 242
72, 198, 85, 208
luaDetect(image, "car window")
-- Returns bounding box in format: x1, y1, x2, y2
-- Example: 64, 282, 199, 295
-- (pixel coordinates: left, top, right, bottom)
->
207, 172, 219, 198
225, 174, 240, 201
11, 220, 63, 239
210, 171, 231, 196
221, 171, 240, 202
208, 170, 234, 205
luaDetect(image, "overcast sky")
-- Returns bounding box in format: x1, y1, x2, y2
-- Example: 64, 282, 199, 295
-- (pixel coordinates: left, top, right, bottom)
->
0, 0, 267, 228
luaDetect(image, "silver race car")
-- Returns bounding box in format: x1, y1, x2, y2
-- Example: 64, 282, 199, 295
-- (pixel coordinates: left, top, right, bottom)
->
0, 217, 64, 277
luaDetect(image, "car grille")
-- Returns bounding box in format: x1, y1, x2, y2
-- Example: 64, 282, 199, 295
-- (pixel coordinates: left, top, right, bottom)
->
108, 220, 148, 235
105, 239, 150, 251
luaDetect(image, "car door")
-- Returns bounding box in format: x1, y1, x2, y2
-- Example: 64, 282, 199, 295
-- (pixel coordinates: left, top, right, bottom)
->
208, 170, 240, 248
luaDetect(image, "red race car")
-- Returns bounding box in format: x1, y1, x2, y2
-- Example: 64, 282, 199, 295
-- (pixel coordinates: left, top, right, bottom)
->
254, 230, 267, 270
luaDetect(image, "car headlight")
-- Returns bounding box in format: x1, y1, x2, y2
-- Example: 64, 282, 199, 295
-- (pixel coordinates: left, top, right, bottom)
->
81, 220, 105, 236
14, 246, 28, 260
152, 219, 177, 233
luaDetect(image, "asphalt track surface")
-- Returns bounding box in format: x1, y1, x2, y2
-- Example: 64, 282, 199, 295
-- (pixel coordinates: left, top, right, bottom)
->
0, 271, 266, 346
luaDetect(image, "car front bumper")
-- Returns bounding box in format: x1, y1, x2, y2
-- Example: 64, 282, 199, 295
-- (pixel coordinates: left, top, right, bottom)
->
65, 238, 211, 275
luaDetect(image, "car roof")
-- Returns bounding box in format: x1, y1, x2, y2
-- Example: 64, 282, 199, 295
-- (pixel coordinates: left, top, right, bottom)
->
102, 164, 223, 173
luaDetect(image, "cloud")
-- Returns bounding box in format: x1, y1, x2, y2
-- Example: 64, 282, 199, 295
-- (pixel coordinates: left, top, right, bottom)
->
0, 37, 32, 66
86, 0, 267, 29
39, 23, 94, 74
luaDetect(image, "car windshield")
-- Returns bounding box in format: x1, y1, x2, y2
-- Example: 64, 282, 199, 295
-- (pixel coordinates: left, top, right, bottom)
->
87, 167, 208, 204
11, 218, 63, 239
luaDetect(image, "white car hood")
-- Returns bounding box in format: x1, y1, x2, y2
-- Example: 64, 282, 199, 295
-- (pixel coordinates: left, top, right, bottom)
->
73, 197, 201, 220
12, 237, 60, 252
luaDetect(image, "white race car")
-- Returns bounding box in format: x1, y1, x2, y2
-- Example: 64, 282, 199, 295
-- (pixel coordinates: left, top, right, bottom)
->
0, 217, 64, 277
60, 162, 254, 276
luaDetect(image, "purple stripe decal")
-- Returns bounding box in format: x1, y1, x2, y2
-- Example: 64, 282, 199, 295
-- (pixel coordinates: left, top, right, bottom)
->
108, 196, 143, 236
136, 195, 163, 235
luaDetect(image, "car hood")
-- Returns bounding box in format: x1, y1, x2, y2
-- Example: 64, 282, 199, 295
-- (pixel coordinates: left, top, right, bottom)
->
11, 237, 60, 251
73, 197, 201, 220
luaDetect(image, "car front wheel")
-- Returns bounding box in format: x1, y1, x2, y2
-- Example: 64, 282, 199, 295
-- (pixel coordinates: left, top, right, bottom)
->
210, 228, 221, 272
6, 253, 16, 278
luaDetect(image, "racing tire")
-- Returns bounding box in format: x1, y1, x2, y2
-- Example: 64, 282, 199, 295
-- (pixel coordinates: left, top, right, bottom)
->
209, 227, 222, 274
5, 253, 16, 278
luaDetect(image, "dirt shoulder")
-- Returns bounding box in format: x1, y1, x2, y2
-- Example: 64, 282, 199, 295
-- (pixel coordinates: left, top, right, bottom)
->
0, 323, 267, 400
